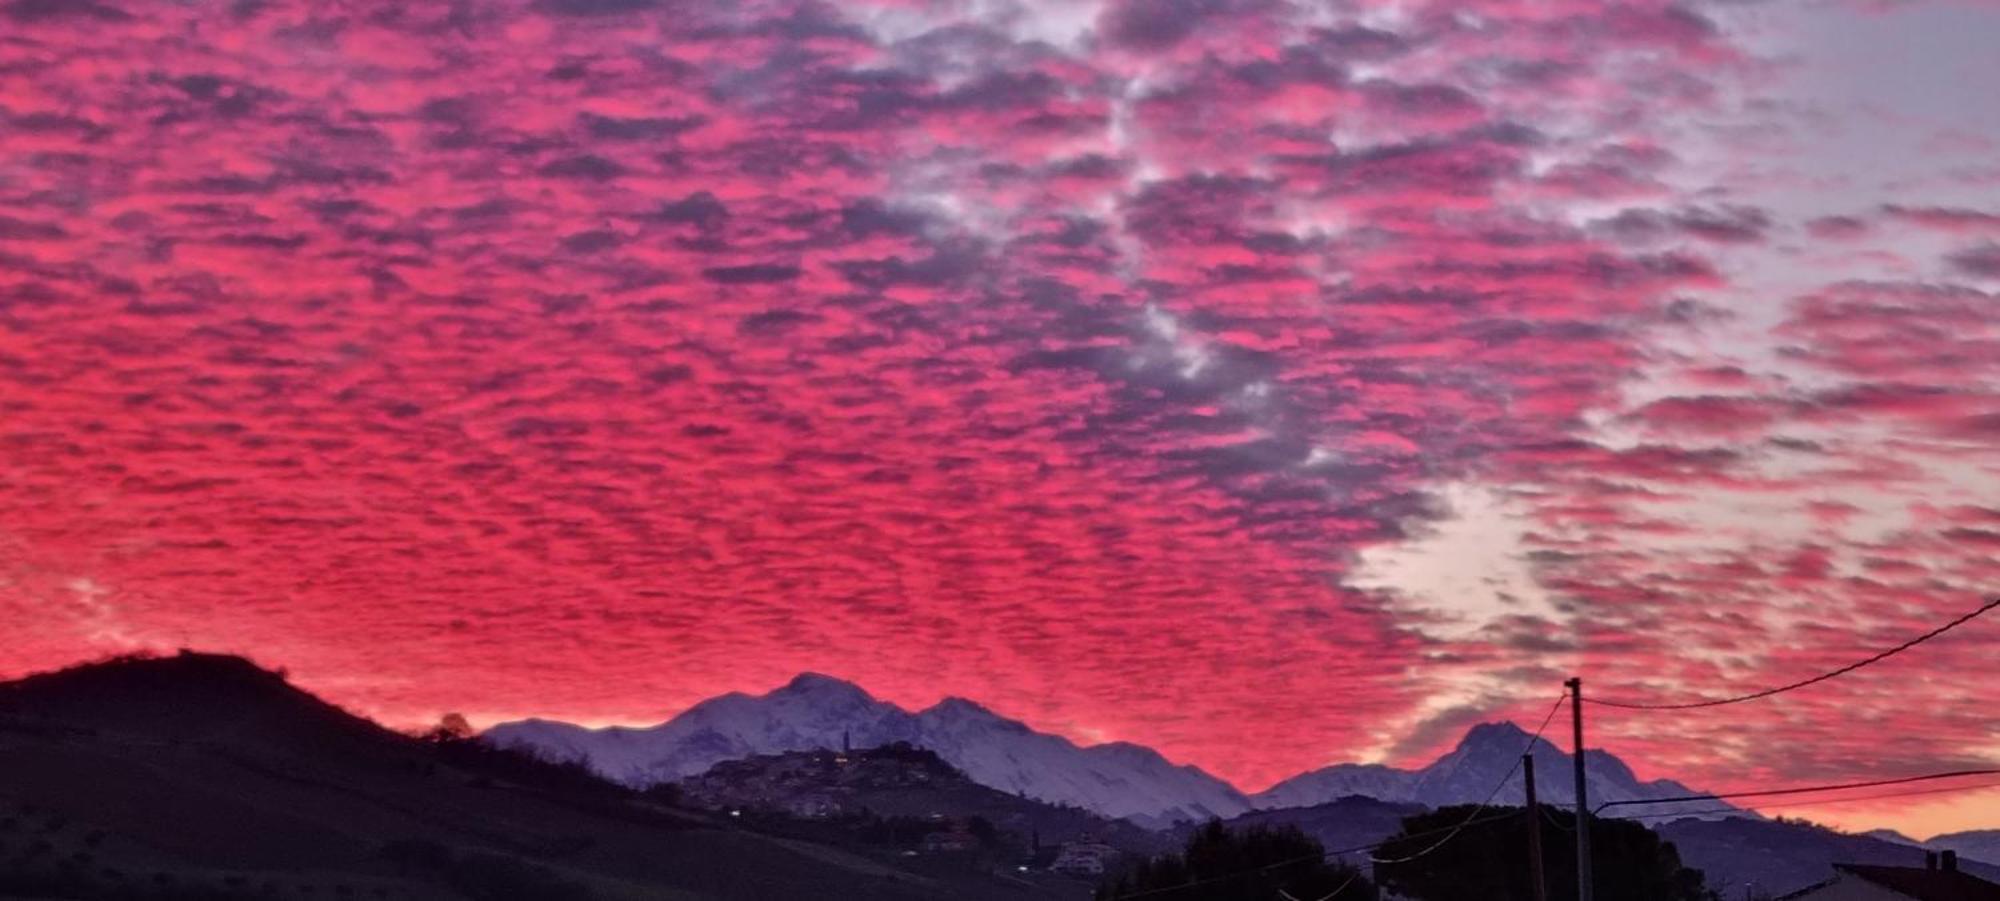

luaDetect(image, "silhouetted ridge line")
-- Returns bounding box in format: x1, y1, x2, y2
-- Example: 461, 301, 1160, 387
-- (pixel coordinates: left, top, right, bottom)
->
1612, 778, 2000, 822
0, 649, 398, 742
0, 650, 635, 795
1597, 768, 2000, 813
1586, 595, 1999, 710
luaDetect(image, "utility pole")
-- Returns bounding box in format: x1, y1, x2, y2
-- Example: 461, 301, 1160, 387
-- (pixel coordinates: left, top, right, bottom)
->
1568, 677, 1594, 901
1524, 753, 1547, 901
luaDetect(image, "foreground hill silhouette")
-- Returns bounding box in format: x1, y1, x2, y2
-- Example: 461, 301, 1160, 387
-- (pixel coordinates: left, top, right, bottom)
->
0, 652, 1079, 900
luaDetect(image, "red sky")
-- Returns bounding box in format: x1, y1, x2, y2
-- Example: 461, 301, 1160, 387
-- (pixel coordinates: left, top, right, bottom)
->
2, 0, 1997, 835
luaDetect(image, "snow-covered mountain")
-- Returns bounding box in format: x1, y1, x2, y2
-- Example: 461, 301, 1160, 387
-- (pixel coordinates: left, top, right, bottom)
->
1254, 721, 1739, 820
484, 673, 1252, 826
487, 679, 1743, 827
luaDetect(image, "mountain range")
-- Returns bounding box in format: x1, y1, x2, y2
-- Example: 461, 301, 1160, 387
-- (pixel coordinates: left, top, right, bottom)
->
0, 653, 1082, 900
1253, 721, 1727, 819
485, 672, 1252, 827
5, 653, 1996, 901
486, 675, 1734, 827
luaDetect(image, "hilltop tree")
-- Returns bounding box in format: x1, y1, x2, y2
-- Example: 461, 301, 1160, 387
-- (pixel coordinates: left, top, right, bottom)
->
1373, 805, 1715, 901
420, 712, 475, 742
1097, 820, 1377, 901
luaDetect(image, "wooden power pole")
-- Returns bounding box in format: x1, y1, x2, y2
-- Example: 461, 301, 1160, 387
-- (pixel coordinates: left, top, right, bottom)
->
1524, 753, 1547, 901
1568, 677, 1594, 901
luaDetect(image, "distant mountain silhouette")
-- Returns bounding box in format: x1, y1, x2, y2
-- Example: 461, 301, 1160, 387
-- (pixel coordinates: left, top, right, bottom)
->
1856, 827, 2000, 868
0, 652, 1085, 901
1656, 815, 2000, 897
1214, 795, 1428, 865
486, 672, 1253, 826
1929, 830, 2000, 867
1254, 721, 1734, 819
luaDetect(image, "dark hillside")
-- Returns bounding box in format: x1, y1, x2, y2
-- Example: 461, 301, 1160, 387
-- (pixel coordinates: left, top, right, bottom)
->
679, 742, 1167, 858
0, 651, 1080, 901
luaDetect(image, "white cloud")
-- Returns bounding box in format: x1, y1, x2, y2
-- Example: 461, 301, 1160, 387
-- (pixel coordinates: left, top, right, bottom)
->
1350, 482, 1569, 643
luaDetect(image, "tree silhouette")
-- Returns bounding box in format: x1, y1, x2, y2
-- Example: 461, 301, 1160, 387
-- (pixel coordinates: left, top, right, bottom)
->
420, 713, 475, 742
1097, 820, 1377, 901
1373, 805, 1716, 901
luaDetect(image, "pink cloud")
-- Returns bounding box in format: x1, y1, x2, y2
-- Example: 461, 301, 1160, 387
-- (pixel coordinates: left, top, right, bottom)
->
0, 0, 1993, 812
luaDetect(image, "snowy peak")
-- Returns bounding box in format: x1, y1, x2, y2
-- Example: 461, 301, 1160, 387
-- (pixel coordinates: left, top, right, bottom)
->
1252, 719, 1733, 821
1459, 720, 1533, 747
1445, 722, 1569, 768
486, 673, 1248, 825
919, 695, 1010, 725
488, 685, 1733, 829
1457, 721, 1546, 754
777, 671, 873, 700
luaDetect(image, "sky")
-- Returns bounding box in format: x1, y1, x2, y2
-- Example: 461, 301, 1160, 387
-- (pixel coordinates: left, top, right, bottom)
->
1, 0, 1997, 837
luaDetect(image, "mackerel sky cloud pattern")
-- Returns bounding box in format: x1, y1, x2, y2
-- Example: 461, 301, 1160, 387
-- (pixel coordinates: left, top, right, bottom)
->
2, 0, 1997, 833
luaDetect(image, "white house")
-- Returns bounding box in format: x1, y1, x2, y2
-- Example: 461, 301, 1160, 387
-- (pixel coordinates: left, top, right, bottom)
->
1051, 839, 1119, 877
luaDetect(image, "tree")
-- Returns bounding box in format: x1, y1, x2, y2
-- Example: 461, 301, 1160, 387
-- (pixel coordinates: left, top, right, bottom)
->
1097, 821, 1377, 901
420, 713, 475, 742
1373, 805, 1716, 901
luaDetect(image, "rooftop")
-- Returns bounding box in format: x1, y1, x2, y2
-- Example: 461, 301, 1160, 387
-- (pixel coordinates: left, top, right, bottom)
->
1779, 863, 2000, 901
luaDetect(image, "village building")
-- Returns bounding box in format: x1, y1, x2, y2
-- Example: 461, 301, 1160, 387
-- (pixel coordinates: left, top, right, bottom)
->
921, 824, 978, 853
1051, 838, 1120, 877
783, 793, 841, 819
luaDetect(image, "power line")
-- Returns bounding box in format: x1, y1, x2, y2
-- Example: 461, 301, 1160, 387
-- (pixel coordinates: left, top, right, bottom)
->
1607, 778, 2000, 822
1595, 768, 2000, 813
1106, 771, 2000, 900
1104, 811, 1514, 900
1128, 775, 2000, 901
1110, 695, 1565, 901
1586, 596, 2000, 710
1367, 692, 1569, 866
1114, 771, 2000, 901
1278, 868, 1362, 901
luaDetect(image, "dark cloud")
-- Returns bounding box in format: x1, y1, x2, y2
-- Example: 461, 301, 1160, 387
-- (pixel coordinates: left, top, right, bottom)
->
702, 263, 802, 284
1946, 242, 2000, 279
580, 112, 705, 141
537, 155, 627, 180
0, 216, 69, 242
530, 0, 663, 16
3, 0, 129, 21
1881, 204, 2000, 234
1806, 214, 1869, 239
1596, 204, 1771, 245
1098, 0, 1243, 49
